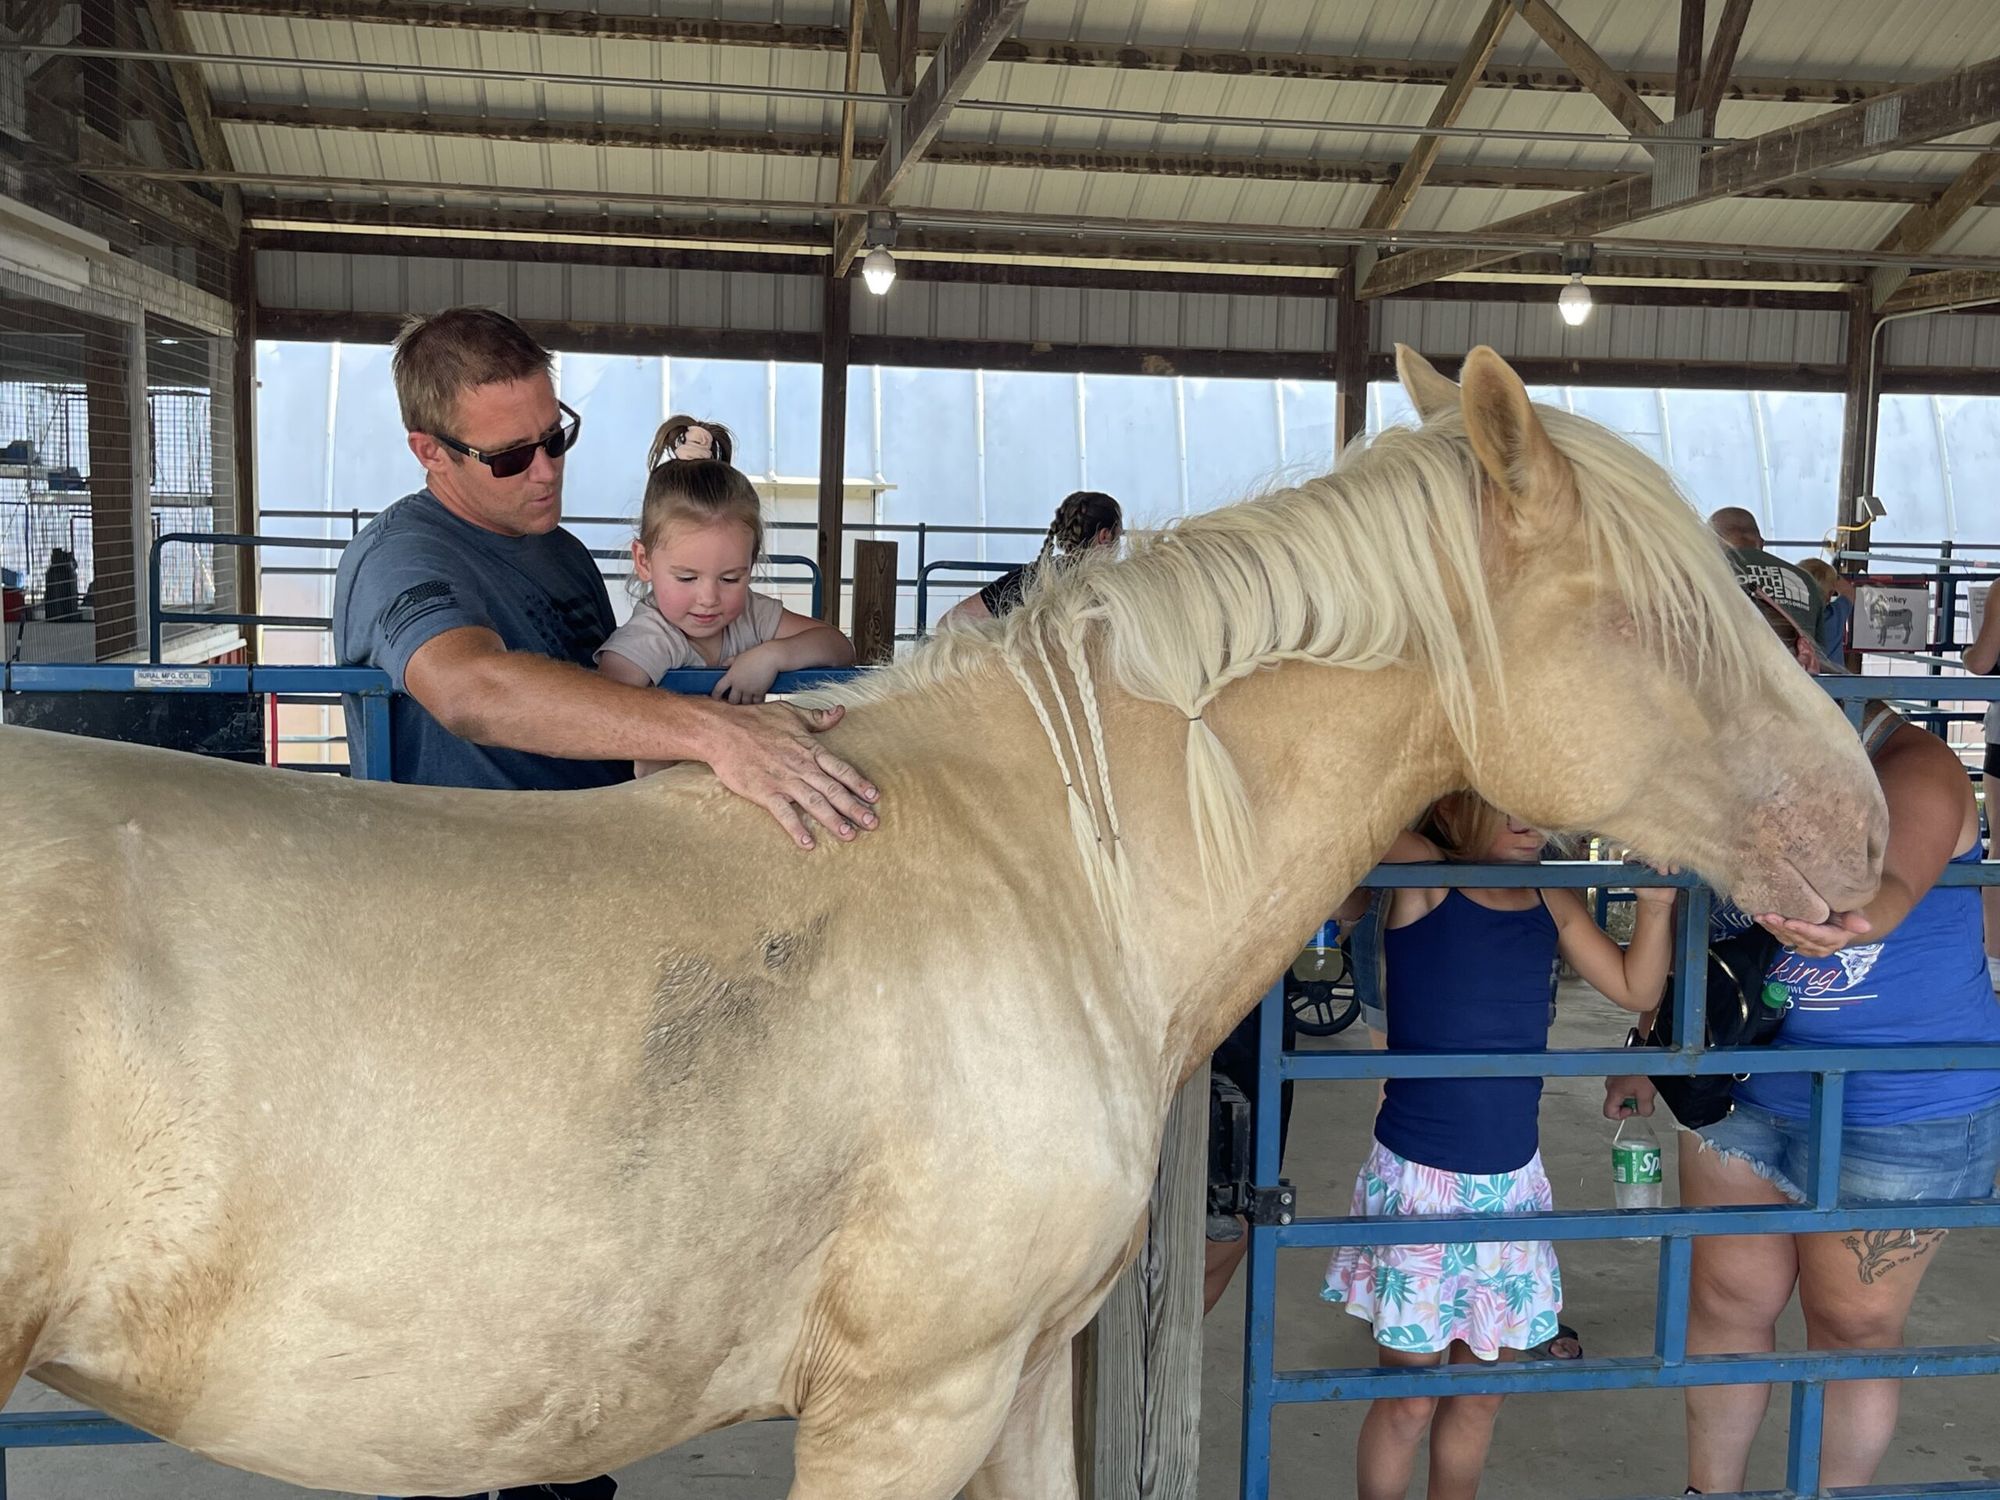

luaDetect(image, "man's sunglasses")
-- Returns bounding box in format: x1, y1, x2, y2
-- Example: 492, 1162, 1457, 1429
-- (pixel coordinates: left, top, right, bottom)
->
432, 401, 582, 479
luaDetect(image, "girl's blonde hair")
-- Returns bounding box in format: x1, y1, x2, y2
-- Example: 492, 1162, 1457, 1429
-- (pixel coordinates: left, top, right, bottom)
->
648, 414, 736, 470
1798, 557, 1839, 594
637, 458, 765, 564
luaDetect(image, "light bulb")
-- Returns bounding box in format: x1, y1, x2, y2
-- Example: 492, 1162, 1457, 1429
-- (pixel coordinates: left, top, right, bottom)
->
862, 245, 896, 295
1557, 273, 1593, 326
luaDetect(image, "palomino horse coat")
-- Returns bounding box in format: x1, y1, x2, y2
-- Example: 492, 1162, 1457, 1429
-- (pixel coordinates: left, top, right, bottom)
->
0, 349, 1884, 1497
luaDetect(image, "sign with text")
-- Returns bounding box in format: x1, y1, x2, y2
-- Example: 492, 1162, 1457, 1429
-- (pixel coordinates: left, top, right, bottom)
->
1851, 583, 1931, 652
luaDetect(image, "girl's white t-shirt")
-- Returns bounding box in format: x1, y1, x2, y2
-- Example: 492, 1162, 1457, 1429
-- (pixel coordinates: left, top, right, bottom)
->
594, 589, 785, 683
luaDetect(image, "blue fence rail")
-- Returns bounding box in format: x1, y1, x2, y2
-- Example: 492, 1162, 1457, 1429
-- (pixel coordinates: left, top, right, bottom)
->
1241, 673, 2000, 1500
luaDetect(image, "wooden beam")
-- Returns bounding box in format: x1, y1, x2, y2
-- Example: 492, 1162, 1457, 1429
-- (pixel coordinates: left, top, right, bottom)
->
1334, 271, 1368, 448
1358, 0, 1512, 232
833, 0, 1031, 273
252, 305, 2000, 395
140, 0, 241, 231
1693, 0, 1753, 131
84, 319, 147, 660
1363, 52, 2000, 298
173, 0, 1906, 106
215, 100, 2000, 208
816, 270, 852, 626
77, 124, 235, 246
232, 236, 258, 657
1879, 265, 2000, 315
248, 224, 1895, 310
862, 0, 899, 95
1836, 288, 1880, 549
1875, 149, 2000, 256
837, 0, 864, 205
895, 0, 919, 95
1513, 0, 1661, 139
1871, 146, 2000, 305
1674, 0, 1704, 118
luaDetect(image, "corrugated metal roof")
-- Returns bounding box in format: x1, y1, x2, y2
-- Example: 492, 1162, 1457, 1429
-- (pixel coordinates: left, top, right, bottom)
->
186, 0, 2000, 281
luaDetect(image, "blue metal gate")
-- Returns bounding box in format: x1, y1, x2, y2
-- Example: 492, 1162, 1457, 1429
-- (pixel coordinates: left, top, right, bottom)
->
1240, 674, 2000, 1500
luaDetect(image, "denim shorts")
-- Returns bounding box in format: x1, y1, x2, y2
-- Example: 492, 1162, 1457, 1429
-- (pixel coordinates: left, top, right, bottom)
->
1694, 1097, 2000, 1205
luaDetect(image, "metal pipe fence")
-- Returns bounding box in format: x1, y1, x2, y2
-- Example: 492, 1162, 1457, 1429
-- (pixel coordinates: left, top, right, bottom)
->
1239, 673, 2000, 1500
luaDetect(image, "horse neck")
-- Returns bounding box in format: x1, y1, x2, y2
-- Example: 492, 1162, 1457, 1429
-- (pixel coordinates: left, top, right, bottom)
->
1101, 657, 1458, 1091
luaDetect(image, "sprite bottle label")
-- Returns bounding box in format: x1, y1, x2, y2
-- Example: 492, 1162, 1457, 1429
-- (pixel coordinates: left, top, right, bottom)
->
1612, 1138, 1662, 1185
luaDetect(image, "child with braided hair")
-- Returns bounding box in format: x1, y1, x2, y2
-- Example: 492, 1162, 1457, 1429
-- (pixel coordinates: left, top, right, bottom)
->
942, 490, 1122, 625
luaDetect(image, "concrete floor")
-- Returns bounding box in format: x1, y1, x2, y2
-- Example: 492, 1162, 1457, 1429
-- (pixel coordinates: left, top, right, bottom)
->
7, 987, 1998, 1499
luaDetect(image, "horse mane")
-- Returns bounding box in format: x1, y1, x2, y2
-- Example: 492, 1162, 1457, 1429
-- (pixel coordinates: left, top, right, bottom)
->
805, 403, 1763, 916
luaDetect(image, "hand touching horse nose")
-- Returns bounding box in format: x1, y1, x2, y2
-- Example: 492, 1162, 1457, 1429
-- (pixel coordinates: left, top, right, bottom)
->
704, 701, 880, 849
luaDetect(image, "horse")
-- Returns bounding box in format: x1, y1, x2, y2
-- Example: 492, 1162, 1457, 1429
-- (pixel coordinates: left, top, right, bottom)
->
0, 346, 1885, 1498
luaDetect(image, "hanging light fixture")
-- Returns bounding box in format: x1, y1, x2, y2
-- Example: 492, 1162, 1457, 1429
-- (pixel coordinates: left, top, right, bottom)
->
1557, 242, 1594, 327
862, 244, 897, 295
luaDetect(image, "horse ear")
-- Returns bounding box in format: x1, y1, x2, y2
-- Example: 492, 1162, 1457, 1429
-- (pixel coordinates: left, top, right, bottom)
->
1459, 346, 1575, 531
1395, 345, 1460, 422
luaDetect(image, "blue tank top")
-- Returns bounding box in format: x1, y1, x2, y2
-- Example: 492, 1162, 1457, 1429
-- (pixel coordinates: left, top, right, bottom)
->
1717, 839, 2000, 1124
1374, 889, 1560, 1174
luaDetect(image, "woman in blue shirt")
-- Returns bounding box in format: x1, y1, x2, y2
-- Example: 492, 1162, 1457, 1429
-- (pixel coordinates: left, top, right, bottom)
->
1609, 599, 2000, 1496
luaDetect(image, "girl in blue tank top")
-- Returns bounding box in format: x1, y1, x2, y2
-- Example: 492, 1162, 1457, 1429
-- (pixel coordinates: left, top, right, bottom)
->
1323, 792, 1676, 1500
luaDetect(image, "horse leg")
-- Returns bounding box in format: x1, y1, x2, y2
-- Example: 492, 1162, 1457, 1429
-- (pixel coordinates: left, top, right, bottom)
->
784, 1355, 1025, 1500
963, 1348, 1077, 1500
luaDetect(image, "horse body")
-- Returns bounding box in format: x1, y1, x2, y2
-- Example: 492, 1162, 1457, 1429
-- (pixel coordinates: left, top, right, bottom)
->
0, 682, 1192, 1495
0, 349, 1888, 1498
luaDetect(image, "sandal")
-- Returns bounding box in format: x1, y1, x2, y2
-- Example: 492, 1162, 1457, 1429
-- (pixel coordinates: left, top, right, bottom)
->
1526, 1323, 1583, 1361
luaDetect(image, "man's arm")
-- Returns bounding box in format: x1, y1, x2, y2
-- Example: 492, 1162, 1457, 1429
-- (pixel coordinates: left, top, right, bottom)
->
406, 627, 879, 849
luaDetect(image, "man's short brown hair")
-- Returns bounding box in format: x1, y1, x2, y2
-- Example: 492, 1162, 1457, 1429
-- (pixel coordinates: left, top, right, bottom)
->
392, 307, 552, 437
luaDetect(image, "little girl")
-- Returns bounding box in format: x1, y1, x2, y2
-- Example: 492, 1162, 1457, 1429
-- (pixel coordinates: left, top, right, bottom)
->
596, 455, 854, 767
1323, 792, 1674, 1500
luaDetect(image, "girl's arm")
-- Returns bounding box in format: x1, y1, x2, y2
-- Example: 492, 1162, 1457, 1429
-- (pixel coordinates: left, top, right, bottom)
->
765, 607, 859, 668
713, 610, 859, 704
941, 593, 992, 626
1757, 723, 1973, 956
1331, 829, 1442, 926
596, 650, 655, 688
1547, 883, 1676, 1013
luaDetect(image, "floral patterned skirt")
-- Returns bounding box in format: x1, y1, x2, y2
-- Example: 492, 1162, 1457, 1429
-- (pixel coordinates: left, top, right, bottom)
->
1322, 1140, 1563, 1361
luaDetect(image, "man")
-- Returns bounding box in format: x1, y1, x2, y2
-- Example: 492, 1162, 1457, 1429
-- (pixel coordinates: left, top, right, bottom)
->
335, 309, 882, 1498
1707, 505, 1825, 648
334, 307, 878, 851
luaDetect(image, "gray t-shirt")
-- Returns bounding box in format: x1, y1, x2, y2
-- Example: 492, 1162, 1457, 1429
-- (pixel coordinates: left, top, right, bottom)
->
595, 590, 785, 682
333, 489, 627, 790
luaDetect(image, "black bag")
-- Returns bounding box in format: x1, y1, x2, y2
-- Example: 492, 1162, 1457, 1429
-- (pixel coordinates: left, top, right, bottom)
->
1640, 924, 1788, 1130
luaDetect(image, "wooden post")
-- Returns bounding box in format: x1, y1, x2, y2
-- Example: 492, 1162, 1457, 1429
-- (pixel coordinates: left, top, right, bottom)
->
849, 538, 897, 665
1334, 271, 1369, 451
1074, 1063, 1208, 1500
816, 267, 852, 627
84, 317, 146, 659
233, 238, 259, 660
1836, 287, 1881, 568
